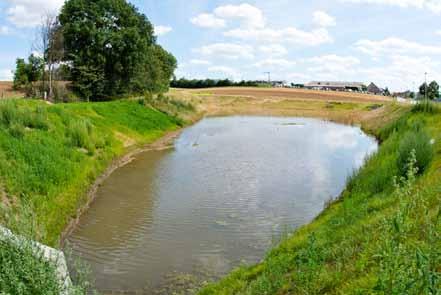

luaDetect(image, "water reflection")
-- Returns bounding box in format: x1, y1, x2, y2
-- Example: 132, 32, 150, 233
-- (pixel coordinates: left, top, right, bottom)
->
68, 116, 377, 293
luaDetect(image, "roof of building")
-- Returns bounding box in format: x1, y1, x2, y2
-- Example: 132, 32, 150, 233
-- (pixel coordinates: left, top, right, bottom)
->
305, 81, 365, 88
367, 82, 384, 92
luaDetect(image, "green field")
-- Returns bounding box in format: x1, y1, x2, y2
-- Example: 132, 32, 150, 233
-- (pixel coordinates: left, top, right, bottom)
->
199, 104, 441, 294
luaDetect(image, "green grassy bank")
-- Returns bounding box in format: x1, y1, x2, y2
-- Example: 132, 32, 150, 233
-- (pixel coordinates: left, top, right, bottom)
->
200, 103, 441, 294
0, 98, 185, 247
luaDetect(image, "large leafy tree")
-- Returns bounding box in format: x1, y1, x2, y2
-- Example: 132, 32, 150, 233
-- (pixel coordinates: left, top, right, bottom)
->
59, 0, 176, 101
419, 81, 440, 100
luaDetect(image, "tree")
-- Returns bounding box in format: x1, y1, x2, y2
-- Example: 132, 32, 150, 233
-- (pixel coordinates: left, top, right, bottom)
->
33, 13, 61, 99
27, 54, 44, 83
384, 87, 390, 96
59, 0, 176, 101
419, 81, 439, 100
428, 81, 440, 100
12, 54, 44, 90
419, 82, 428, 99
13, 58, 29, 90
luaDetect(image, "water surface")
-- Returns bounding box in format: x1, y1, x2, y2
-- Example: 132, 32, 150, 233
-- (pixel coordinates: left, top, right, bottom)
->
68, 116, 377, 293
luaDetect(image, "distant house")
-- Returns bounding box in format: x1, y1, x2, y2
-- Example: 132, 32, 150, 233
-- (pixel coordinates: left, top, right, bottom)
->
367, 82, 384, 95
393, 90, 414, 99
271, 81, 286, 88
304, 81, 365, 92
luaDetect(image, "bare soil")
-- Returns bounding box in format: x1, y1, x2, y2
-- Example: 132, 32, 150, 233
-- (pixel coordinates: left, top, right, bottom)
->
0, 81, 24, 99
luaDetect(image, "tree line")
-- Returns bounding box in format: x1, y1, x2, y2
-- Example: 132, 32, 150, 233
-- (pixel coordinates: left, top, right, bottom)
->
170, 78, 269, 89
13, 0, 176, 101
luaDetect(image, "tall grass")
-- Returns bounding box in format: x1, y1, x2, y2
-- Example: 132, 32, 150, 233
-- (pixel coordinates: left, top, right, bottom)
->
397, 130, 434, 176
412, 100, 440, 114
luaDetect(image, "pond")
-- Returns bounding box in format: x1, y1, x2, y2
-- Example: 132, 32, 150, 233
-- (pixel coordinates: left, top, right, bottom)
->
68, 116, 377, 293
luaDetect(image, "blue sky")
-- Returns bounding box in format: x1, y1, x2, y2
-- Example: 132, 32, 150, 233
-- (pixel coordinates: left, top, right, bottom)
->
1, 0, 441, 91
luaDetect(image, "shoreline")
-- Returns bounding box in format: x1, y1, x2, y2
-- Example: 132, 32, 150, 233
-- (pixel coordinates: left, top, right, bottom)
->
60, 127, 185, 246
59, 101, 399, 246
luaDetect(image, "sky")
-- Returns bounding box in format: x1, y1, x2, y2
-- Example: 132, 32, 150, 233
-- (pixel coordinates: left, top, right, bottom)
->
1, 0, 441, 91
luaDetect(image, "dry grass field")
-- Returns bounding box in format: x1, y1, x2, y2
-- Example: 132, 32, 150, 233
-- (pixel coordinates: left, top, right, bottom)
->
188, 87, 391, 103
0, 81, 24, 99
169, 87, 400, 128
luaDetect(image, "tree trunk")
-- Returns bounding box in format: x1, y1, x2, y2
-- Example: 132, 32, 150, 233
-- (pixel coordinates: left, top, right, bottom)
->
48, 63, 53, 100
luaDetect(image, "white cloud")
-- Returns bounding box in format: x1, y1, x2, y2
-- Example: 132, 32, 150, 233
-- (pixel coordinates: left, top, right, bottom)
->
312, 11, 336, 27
224, 27, 333, 46
208, 66, 240, 79
190, 59, 211, 65
286, 72, 311, 82
304, 55, 360, 78
191, 6, 332, 48
5, 0, 65, 28
306, 54, 360, 66
0, 69, 13, 81
340, 0, 441, 13
195, 43, 254, 59
154, 25, 172, 36
253, 58, 296, 69
355, 37, 441, 56
214, 3, 265, 28
190, 13, 226, 29
358, 55, 441, 90
436, 30, 441, 36
258, 44, 288, 56
0, 26, 12, 35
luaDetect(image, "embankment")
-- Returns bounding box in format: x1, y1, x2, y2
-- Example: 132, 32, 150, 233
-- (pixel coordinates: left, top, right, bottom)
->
0, 99, 191, 247
199, 103, 441, 294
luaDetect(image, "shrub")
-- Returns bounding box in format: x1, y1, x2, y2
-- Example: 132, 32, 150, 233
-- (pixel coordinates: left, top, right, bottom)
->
0, 238, 62, 294
397, 130, 434, 176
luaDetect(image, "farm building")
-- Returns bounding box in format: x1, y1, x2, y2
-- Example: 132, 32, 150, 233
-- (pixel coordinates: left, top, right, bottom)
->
367, 82, 384, 95
271, 81, 287, 88
304, 81, 365, 92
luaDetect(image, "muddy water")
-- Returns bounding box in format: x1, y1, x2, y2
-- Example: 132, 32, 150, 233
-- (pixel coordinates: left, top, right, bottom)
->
68, 116, 377, 293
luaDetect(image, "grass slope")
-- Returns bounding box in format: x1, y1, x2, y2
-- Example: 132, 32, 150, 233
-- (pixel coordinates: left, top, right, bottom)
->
200, 105, 441, 294
0, 99, 181, 246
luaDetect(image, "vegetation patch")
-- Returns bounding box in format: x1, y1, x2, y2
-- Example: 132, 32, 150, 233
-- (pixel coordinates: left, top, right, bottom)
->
0, 238, 62, 294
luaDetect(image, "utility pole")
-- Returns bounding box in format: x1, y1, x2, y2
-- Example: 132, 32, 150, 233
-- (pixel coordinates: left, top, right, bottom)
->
264, 72, 271, 85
